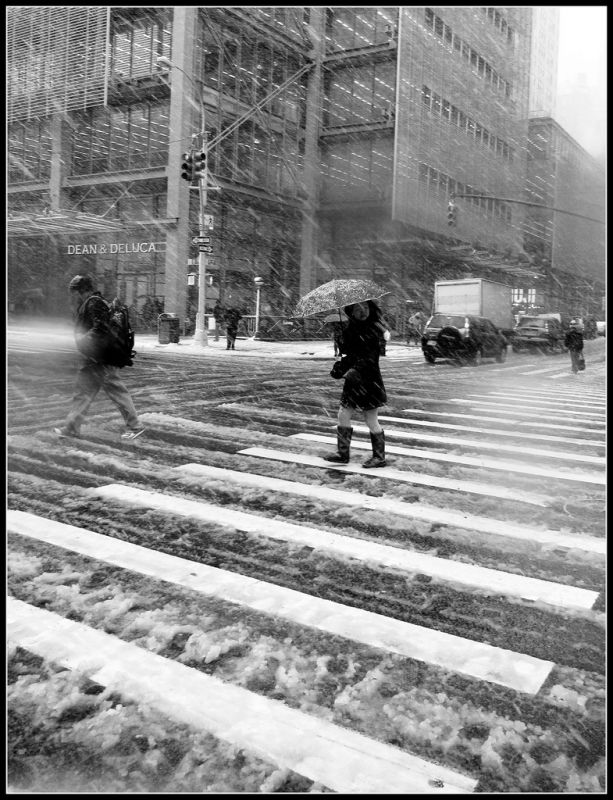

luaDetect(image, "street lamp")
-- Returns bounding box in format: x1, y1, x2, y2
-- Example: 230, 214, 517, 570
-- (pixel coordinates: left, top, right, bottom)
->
157, 55, 208, 346
253, 276, 264, 339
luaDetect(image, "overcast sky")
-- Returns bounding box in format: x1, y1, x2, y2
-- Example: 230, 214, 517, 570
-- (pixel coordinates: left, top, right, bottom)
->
555, 6, 606, 159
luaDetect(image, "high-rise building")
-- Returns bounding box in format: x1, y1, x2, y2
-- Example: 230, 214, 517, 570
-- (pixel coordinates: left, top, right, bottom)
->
7, 7, 603, 330
528, 7, 559, 118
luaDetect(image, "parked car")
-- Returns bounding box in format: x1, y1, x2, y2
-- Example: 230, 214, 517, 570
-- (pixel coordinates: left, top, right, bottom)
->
512, 315, 566, 353
421, 313, 508, 365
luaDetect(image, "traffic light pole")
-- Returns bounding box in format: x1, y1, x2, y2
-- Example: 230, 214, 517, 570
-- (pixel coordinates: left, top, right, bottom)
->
193, 116, 208, 347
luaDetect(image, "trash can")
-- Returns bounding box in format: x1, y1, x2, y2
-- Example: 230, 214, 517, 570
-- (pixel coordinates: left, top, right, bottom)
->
158, 312, 181, 344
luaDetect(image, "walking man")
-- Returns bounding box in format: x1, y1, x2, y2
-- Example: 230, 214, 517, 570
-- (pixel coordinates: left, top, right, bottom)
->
54, 274, 145, 440
223, 307, 242, 350
564, 319, 585, 374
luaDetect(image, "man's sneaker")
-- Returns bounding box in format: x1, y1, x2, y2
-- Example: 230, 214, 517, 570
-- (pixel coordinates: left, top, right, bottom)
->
121, 428, 146, 440
54, 427, 80, 439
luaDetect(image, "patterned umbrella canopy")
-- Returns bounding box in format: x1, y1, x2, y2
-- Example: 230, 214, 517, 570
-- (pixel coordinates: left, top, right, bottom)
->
294, 279, 388, 317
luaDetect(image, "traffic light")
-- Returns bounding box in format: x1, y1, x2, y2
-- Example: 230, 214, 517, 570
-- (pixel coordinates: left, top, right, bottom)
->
193, 149, 207, 180
447, 200, 457, 226
181, 151, 194, 182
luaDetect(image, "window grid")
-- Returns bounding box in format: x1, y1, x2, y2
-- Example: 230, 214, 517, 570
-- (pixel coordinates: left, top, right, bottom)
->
421, 85, 515, 163
418, 162, 512, 223
424, 9, 512, 98
70, 101, 170, 176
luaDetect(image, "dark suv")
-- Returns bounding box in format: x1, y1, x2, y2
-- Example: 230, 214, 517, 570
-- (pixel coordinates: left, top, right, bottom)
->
421, 314, 508, 365
512, 315, 565, 353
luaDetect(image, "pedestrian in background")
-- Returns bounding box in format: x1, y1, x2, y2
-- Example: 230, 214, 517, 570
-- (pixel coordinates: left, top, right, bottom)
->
325, 300, 389, 468
223, 306, 242, 350
213, 300, 224, 342
330, 320, 345, 356
564, 319, 585, 374
54, 274, 145, 440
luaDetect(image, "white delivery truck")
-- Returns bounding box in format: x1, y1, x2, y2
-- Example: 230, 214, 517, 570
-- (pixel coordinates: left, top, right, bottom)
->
432, 278, 514, 334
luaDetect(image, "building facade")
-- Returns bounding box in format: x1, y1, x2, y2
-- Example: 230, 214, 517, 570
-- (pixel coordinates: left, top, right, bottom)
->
7, 6, 605, 331
523, 117, 605, 318
528, 7, 559, 118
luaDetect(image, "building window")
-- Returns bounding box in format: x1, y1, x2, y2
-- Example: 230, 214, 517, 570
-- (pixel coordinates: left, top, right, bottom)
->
8, 118, 52, 183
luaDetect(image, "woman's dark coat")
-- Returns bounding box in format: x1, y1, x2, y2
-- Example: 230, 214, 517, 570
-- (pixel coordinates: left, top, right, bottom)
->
337, 318, 387, 410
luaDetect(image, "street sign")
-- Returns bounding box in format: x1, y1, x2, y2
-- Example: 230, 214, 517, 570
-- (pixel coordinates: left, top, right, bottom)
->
203, 214, 214, 229
199, 245, 213, 253
192, 236, 210, 244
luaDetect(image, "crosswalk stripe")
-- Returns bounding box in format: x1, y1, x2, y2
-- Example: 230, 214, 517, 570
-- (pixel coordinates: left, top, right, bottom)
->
481, 392, 605, 408
349, 426, 604, 466
8, 512, 553, 695
7, 598, 477, 793
498, 387, 604, 401
378, 416, 603, 448
238, 446, 550, 505
400, 409, 604, 435
165, 462, 605, 553
9, 506, 597, 614
466, 394, 605, 412
445, 400, 605, 422
293, 433, 606, 487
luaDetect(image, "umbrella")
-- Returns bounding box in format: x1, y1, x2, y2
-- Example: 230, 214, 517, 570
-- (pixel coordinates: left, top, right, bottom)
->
294, 279, 389, 318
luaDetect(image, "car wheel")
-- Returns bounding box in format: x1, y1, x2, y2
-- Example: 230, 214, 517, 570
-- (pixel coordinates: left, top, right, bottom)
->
424, 353, 435, 364
495, 346, 507, 363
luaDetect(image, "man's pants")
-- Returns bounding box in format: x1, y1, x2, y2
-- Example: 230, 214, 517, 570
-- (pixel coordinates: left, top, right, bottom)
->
226, 328, 237, 349
64, 362, 140, 433
569, 349, 583, 373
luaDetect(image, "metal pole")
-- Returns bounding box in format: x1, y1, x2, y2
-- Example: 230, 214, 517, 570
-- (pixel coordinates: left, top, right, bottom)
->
254, 286, 261, 338
193, 100, 208, 346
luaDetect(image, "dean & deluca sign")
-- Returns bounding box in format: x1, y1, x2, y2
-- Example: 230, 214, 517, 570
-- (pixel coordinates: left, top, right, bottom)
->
66, 241, 166, 255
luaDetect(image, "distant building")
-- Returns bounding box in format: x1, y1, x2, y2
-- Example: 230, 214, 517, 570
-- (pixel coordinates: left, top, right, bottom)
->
524, 117, 605, 317
528, 7, 559, 118
7, 6, 605, 329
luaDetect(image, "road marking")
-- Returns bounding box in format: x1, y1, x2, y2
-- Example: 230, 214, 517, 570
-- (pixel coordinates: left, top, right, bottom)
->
167, 462, 605, 552
6, 597, 478, 793
349, 426, 604, 466
518, 365, 581, 376
482, 391, 605, 407
498, 387, 604, 402
400, 409, 604, 435
9, 515, 552, 696
293, 433, 605, 487
9, 508, 597, 613
238, 446, 550, 506
445, 399, 605, 421
466, 393, 605, 411
378, 416, 603, 448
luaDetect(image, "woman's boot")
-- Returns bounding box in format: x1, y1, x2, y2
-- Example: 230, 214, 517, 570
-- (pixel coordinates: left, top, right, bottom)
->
363, 430, 386, 468
324, 426, 353, 463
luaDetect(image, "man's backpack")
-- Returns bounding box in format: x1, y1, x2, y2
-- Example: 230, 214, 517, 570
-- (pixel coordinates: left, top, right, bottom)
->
77, 295, 135, 368
108, 297, 136, 367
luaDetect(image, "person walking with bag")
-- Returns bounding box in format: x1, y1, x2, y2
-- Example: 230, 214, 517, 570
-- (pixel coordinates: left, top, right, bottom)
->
325, 300, 389, 468
564, 319, 585, 374
54, 274, 145, 440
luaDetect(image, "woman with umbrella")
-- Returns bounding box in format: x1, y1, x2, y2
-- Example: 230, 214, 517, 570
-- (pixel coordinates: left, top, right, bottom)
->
295, 280, 390, 469
327, 300, 389, 467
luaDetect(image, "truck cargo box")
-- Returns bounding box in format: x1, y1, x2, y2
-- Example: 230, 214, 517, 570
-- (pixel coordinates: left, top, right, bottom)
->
433, 278, 514, 332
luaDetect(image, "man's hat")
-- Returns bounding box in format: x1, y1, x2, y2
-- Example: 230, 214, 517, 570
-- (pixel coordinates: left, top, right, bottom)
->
68, 274, 95, 292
